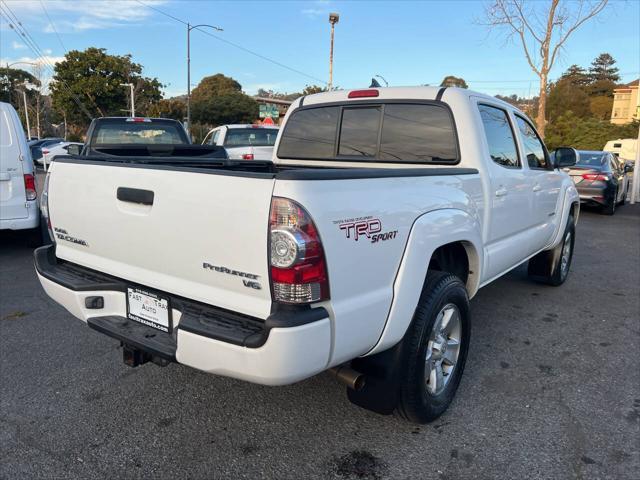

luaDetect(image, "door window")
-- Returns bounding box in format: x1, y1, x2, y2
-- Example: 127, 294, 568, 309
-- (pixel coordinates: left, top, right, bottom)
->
515, 116, 548, 169
478, 104, 520, 168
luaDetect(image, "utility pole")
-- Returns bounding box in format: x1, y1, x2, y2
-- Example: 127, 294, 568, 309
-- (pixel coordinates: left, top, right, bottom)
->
63, 112, 67, 141
36, 95, 41, 139
120, 83, 135, 117
328, 13, 340, 90
22, 90, 31, 139
186, 22, 223, 139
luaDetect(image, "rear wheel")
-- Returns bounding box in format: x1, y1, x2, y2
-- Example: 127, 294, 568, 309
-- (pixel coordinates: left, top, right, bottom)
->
603, 189, 617, 215
528, 215, 575, 286
396, 271, 470, 424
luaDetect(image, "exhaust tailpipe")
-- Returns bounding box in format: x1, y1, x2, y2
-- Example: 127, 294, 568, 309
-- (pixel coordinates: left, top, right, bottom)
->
329, 365, 366, 391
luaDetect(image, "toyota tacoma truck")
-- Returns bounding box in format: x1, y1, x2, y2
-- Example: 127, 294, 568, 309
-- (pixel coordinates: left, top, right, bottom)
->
35, 87, 579, 423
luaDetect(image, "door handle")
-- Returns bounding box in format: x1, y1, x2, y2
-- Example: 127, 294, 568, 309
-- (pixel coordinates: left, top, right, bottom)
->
495, 188, 508, 197
117, 187, 154, 205
533, 184, 542, 192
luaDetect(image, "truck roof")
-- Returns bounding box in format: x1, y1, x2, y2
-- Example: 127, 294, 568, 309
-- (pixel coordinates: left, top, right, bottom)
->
298, 86, 516, 111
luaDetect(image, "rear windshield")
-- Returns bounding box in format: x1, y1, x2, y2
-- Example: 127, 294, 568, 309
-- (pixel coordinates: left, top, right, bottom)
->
92, 121, 188, 145
277, 103, 458, 164
577, 152, 606, 168
224, 128, 279, 147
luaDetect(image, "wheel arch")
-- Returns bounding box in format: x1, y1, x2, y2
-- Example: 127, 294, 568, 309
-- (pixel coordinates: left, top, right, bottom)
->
365, 208, 483, 357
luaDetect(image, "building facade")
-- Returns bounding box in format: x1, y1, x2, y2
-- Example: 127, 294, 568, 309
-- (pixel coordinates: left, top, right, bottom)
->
611, 79, 639, 125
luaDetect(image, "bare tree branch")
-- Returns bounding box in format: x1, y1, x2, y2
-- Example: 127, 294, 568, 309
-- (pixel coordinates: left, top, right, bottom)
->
549, 0, 608, 70
480, 0, 609, 138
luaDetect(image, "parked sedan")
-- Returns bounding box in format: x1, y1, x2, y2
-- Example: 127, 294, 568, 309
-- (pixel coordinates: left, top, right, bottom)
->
39, 142, 83, 166
202, 124, 279, 160
568, 150, 630, 215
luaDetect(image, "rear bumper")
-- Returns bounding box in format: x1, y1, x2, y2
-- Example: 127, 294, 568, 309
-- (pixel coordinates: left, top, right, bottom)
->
577, 184, 612, 206
34, 245, 331, 385
0, 201, 39, 231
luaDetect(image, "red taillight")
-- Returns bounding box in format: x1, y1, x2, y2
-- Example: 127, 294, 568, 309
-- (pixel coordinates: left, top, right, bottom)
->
242, 153, 255, 160
269, 197, 329, 304
582, 173, 609, 181
24, 174, 37, 201
348, 89, 379, 98
42, 149, 49, 154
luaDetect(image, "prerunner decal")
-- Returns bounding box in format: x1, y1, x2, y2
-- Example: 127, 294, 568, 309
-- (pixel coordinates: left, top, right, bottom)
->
334, 216, 398, 244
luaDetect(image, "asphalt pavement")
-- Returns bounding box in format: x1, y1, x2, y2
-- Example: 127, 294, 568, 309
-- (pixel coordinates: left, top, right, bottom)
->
1, 205, 639, 480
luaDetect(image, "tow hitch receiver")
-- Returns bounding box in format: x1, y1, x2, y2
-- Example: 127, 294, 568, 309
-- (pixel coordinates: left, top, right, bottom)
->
122, 344, 151, 367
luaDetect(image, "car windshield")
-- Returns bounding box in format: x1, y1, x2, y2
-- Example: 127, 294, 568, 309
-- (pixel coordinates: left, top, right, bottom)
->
92, 121, 187, 145
577, 152, 606, 168
224, 128, 279, 147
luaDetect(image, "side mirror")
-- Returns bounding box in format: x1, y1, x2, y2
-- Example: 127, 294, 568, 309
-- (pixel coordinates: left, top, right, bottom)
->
554, 147, 578, 168
67, 144, 82, 156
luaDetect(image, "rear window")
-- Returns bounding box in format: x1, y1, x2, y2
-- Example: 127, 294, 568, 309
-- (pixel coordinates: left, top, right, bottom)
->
577, 153, 606, 168
224, 128, 279, 147
92, 121, 187, 145
278, 103, 458, 163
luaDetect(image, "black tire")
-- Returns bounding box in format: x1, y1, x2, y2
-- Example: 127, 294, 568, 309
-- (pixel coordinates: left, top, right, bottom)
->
396, 271, 471, 424
528, 215, 575, 286
603, 190, 616, 215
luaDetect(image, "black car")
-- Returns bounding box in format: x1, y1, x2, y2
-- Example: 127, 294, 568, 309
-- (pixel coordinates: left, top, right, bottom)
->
568, 150, 631, 215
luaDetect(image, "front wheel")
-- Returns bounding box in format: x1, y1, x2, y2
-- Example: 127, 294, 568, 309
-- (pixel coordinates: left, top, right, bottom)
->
396, 271, 470, 424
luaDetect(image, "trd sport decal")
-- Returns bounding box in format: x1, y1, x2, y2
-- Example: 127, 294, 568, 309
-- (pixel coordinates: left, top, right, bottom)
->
334, 216, 398, 244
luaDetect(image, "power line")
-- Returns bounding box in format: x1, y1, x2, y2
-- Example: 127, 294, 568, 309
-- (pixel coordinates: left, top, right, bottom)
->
134, 0, 327, 86
39, 0, 67, 53
0, 2, 94, 120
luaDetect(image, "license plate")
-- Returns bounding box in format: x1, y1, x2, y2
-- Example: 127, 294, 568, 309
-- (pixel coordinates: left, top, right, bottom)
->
127, 288, 171, 332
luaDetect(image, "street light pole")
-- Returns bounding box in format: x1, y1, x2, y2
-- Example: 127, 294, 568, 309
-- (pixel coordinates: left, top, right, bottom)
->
120, 83, 135, 117
186, 23, 223, 139
328, 13, 340, 90
22, 90, 31, 139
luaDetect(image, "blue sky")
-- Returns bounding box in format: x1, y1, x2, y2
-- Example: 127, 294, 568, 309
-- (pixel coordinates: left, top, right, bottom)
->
1, 0, 638, 98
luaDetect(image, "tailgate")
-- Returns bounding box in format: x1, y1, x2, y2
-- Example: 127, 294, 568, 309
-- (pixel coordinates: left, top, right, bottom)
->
48, 161, 275, 318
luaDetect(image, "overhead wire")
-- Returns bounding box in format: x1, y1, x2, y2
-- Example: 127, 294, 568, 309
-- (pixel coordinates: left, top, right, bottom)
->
0, 1, 95, 119
134, 0, 328, 86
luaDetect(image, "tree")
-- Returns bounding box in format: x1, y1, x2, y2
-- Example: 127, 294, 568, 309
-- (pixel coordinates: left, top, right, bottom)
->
191, 92, 258, 126
589, 96, 613, 120
190, 74, 242, 103
559, 64, 590, 88
481, 0, 609, 138
0, 67, 39, 103
147, 98, 186, 120
440, 75, 468, 88
301, 84, 327, 95
589, 53, 620, 83
50, 47, 163, 127
545, 111, 638, 150
546, 77, 591, 122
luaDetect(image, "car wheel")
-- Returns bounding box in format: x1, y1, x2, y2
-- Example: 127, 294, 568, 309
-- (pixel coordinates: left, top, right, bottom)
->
528, 214, 575, 286
603, 189, 617, 215
396, 271, 470, 424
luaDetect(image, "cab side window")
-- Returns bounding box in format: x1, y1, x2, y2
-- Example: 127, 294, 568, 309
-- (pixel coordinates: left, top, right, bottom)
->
478, 104, 520, 168
515, 115, 548, 169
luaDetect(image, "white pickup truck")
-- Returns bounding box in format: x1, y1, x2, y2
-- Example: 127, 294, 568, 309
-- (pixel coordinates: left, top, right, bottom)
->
35, 87, 580, 423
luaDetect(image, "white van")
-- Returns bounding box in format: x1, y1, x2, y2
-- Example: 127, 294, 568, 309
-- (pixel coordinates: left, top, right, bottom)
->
604, 138, 637, 162
0, 102, 41, 243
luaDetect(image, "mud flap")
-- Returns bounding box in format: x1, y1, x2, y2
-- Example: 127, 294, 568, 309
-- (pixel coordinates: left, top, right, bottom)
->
347, 339, 407, 415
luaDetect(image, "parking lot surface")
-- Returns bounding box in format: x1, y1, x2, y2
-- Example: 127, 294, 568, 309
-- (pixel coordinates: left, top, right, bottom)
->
1, 205, 639, 480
